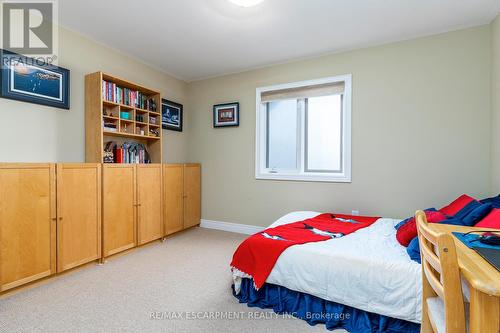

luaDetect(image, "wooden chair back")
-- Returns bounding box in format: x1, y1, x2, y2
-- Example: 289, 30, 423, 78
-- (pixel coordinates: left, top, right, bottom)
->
415, 210, 466, 333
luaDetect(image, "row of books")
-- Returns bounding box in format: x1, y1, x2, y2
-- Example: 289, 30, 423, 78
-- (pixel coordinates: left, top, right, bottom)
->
103, 122, 117, 132
102, 80, 158, 111
103, 141, 151, 164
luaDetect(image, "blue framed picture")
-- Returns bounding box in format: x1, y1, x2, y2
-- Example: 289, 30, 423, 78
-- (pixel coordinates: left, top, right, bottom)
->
162, 99, 183, 132
1, 51, 70, 109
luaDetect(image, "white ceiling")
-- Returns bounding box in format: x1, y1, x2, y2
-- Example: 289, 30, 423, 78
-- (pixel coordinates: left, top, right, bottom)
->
59, 0, 500, 82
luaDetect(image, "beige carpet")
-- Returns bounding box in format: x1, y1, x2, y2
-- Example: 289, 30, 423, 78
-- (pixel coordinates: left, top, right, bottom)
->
0, 227, 346, 333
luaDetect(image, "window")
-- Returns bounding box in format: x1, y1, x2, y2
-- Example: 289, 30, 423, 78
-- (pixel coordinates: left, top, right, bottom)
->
256, 75, 351, 182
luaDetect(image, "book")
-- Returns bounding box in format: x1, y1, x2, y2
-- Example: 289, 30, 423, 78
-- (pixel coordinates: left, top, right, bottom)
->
101, 80, 157, 111
115, 148, 123, 163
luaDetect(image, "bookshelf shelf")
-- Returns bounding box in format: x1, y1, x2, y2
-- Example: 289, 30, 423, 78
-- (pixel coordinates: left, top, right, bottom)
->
137, 107, 155, 113
103, 100, 119, 107
103, 130, 161, 140
85, 71, 162, 163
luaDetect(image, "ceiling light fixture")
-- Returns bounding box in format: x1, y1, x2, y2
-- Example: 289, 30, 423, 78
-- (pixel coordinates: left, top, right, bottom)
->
228, 0, 265, 7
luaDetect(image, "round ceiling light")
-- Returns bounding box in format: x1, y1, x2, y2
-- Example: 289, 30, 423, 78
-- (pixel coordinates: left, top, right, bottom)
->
228, 0, 265, 7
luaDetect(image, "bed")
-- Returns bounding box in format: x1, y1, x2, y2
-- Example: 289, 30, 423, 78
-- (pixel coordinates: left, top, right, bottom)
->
231, 211, 422, 332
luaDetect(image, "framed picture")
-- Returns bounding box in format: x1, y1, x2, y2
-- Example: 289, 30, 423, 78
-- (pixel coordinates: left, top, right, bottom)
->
213, 102, 239, 128
162, 99, 183, 132
0, 50, 70, 109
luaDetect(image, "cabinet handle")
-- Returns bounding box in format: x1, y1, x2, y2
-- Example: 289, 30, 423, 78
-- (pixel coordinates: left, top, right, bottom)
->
59, 217, 63, 220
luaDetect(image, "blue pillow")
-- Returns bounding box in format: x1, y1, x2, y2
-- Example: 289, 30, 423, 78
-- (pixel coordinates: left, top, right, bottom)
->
440, 217, 466, 226
395, 208, 437, 230
462, 203, 492, 226
407, 237, 421, 264
480, 195, 500, 208
454, 200, 480, 220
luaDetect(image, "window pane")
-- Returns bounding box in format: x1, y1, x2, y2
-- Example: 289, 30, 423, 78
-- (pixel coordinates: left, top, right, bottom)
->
306, 95, 342, 172
266, 100, 298, 170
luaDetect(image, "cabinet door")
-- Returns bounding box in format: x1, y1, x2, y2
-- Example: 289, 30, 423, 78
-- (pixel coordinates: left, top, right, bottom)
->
183, 164, 201, 229
57, 164, 101, 272
163, 164, 184, 235
137, 164, 162, 245
102, 165, 136, 257
0, 164, 56, 292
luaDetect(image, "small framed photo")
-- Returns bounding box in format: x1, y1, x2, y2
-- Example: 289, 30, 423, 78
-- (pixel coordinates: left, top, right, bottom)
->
162, 99, 183, 132
213, 102, 239, 128
1, 50, 70, 110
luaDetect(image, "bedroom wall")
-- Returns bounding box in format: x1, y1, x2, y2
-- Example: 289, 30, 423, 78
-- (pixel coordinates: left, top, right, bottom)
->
0, 26, 189, 163
187, 25, 492, 226
491, 14, 500, 194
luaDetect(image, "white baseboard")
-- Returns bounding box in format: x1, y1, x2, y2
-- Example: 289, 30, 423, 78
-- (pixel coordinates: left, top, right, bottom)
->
200, 219, 264, 235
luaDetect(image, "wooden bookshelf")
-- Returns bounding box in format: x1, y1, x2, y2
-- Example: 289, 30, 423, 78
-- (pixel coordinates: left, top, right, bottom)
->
85, 72, 162, 163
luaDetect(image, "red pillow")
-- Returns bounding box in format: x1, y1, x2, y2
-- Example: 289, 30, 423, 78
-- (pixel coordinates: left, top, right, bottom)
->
439, 194, 476, 216
396, 210, 447, 247
475, 208, 500, 229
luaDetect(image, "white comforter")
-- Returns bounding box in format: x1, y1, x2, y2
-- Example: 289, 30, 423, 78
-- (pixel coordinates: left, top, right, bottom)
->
232, 211, 422, 323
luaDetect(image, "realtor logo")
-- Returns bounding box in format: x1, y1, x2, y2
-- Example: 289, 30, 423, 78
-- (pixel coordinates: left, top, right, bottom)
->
1, 0, 57, 58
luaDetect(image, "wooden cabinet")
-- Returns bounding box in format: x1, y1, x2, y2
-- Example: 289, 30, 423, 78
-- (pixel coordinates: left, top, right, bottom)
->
183, 164, 201, 229
56, 164, 101, 272
102, 164, 163, 257
137, 164, 163, 245
0, 162, 193, 292
163, 164, 184, 235
163, 163, 201, 235
0, 164, 56, 292
102, 164, 137, 257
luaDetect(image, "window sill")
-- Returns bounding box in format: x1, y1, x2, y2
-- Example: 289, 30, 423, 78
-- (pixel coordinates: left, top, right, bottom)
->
255, 172, 351, 183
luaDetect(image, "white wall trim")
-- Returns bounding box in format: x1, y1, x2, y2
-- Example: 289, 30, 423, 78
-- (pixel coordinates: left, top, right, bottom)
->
200, 219, 264, 235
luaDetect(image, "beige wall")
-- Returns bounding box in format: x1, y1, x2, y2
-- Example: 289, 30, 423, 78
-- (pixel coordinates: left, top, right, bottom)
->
0, 26, 189, 163
491, 15, 500, 193
187, 26, 492, 226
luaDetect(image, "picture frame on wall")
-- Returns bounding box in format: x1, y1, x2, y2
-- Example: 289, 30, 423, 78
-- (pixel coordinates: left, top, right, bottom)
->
162, 98, 183, 132
213, 102, 239, 128
0, 50, 70, 109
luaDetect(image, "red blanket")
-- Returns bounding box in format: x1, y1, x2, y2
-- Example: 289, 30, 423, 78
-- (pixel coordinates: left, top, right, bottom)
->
230, 213, 380, 289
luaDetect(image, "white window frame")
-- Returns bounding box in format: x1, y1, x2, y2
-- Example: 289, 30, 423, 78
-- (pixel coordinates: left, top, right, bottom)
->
255, 74, 352, 183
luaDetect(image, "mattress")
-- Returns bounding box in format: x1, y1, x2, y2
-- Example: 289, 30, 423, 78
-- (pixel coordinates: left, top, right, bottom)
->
232, 211, 422, 323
